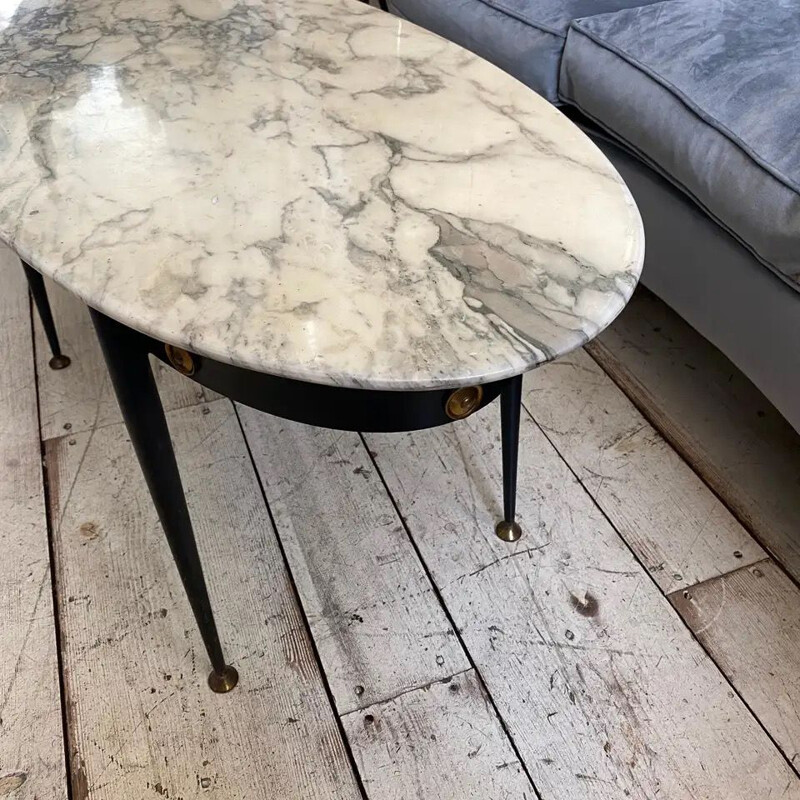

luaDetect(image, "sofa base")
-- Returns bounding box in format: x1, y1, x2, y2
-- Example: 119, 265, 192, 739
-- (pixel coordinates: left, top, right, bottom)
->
576, 120, 800, 433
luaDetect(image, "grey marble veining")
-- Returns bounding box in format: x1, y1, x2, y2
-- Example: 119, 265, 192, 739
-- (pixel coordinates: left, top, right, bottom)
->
0, 0, 643, 389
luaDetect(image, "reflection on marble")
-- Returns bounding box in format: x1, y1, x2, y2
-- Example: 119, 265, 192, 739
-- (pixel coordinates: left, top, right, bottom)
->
0, 0, 643, 389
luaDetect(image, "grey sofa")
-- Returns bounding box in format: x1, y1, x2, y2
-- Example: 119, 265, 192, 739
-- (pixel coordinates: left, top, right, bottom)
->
387, 0, 800, 433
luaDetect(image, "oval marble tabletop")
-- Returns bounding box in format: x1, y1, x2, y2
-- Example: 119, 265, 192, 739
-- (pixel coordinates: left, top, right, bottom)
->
0, 0, 644, 390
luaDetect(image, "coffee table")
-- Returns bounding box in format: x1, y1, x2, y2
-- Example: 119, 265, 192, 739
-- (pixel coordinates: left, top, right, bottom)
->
0, 0, 644, 693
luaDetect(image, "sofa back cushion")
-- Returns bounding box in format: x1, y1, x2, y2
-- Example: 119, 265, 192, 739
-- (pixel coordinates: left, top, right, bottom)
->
479, 0, 669, 36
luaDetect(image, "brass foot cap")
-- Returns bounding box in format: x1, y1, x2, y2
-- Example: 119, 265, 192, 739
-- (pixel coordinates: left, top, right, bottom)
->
49, 354, 71, 370
208, 665, 239, 693
495, 520, 522, 543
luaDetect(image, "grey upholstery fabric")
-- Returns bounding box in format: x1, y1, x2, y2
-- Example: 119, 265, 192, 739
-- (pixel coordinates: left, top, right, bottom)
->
386, 0, 665, 102
560, 0, 800, 292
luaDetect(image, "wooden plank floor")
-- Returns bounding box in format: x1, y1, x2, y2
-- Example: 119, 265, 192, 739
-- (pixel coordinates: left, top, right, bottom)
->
365, 410, 797, 799
0, 249, 68, 798
588, 287, 800, 585
2, 251, 799, 799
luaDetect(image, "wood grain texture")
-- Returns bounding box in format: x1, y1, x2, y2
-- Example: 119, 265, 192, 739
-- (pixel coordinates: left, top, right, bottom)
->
238, 409, 469, 714
524, 349, 764, 592
366, 407, 800, 800
343, 670, 537, 800
0, 248, 68, 799
588, 287, 800, 583
34, 279, 214, 441
670, 559, 800, 770
46, 400, 361, 800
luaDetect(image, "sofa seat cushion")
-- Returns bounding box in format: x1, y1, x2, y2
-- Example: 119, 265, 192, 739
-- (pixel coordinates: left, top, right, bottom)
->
560, 0, 800, 292
386, 0, 667, 102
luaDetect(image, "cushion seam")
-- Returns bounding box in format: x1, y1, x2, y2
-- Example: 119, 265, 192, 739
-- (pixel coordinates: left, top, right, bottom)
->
558, 95, 800, 295
569, 21, 800, 197
476, 0, 564, 38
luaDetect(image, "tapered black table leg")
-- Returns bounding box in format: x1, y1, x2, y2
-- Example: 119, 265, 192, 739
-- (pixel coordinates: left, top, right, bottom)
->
21, 260, 71, 370
89, 308, 238, 693
495, 374, 523, 542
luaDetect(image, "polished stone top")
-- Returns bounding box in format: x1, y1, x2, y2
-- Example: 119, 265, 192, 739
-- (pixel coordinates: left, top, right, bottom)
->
0, 0, 643, 390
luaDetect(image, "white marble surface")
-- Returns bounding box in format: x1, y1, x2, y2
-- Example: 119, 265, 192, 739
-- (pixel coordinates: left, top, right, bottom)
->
0, 0, 643, 390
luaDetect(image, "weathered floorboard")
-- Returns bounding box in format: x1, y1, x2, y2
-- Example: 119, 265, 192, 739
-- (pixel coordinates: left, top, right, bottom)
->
343, 670, 537, 800
670, 559, 800, 770
0, 248, 68, 798
46, 400, 362, 799
588, 287, 800, 584
524, 349, 764, 593
366, 407, 800, 800
34, 279, 213, 441
238, 411, 469, 715
240, 410, 544, 797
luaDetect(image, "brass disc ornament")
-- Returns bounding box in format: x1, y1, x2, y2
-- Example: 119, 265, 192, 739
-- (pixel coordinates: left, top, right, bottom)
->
445, 386, 483, 420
